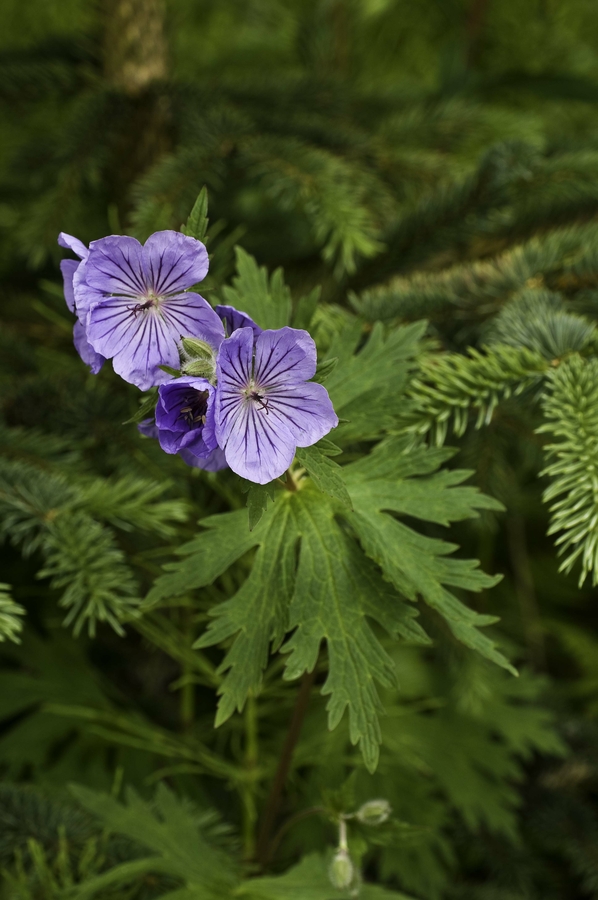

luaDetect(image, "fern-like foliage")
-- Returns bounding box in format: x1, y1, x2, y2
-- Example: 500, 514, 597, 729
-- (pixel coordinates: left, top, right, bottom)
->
539, 355, 598, 586
0, 444, 188, 635
0, 584, 24, 644
404, 345, 549, 446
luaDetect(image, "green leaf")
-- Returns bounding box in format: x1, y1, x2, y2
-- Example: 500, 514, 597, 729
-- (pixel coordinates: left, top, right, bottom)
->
221, 247, 291, 329
325, 321, 426, 443
282, 487, 428, 772
69, 783, 238, 898
156, 487, 427, 770
247, 481, 277, 530
195, 498, 298, 726
238, 853, 414, 899
147, 509, 258, 604
312, 357, 338, 385
158, 364, 181, 377
182, 186, 209, 243
343, 436, 514, 675
295, 444, 352, 509
123, 389, 158, 425
292, 286, 321, 331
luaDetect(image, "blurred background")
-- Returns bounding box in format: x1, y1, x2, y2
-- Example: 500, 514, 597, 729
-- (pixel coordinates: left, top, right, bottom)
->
2, 1, 598, 898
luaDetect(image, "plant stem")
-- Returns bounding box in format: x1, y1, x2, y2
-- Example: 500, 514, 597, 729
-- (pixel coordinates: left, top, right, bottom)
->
242, 692, 259, 860
255, 668, 317, 867
267, 806, 325, 862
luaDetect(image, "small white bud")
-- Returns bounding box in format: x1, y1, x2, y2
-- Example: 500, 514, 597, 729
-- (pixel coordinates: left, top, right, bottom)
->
355, 799, 391, 826
329, 848, 354, 890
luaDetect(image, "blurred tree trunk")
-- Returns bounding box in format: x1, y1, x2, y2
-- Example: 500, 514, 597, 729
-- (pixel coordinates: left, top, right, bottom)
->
103, 0, 167, 94
102, 0, 170, 217
465, 0, 490, 67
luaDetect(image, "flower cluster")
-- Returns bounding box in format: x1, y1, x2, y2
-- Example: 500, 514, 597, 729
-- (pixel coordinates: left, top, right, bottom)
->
59, 230, 338, 483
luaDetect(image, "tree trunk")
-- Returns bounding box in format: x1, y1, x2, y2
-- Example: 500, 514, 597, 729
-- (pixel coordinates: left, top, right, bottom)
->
103, 0, 167, 94
102, 0, 170, 219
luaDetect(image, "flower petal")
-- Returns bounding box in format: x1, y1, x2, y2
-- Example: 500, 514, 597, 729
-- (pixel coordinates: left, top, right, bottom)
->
138, 419, 227, 471
216, 327, 296, 481
142, 231, 209, 295
85, 235, 147, 296
180, 446, 228, 471
72, 258, 105, 318
155, 376, 217, 457
58, 232, 88, 260
73, 319, 105, 374
216, 304, 263, 339
254, 327, 317, 387
87, 299, 180, 390
60, 259, 79, 313
138, 418, 159, 440
263, 381, 338, 447
160, 293, 224, 351
221, 400, 296, 483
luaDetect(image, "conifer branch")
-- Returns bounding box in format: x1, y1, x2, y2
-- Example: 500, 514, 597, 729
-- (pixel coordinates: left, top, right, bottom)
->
404, 344, 550, 445
539, 355, 598, 586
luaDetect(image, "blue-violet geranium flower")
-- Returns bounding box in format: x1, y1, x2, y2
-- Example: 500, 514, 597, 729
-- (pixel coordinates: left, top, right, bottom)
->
70, 230, 225, 390
138, 408, 227, 472
216, 305, 262, 340
215, 326, 338, 483
58, 233, 106, 374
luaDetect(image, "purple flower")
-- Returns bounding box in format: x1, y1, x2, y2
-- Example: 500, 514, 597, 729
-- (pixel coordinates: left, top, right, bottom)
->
216, 305, 262, 340
155, 376, 217, 459
58, 233, 106, 374
73, 231, 225, 391
138, 417, 227, 472
215, 326, 338, 483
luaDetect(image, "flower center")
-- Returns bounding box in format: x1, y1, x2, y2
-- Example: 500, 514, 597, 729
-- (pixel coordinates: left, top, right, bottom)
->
129, 292, 161, 317
179, 390, 209, 426
242, 383, 270, 414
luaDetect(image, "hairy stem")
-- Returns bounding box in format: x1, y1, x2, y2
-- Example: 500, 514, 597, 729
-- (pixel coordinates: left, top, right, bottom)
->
255, 668, 317, 867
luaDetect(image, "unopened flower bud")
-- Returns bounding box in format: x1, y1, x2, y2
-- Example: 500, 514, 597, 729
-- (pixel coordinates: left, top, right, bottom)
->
329, 848, 354, 890
355, 799, 391, 826
180, 336, 215, 361
183, 358, 216, 379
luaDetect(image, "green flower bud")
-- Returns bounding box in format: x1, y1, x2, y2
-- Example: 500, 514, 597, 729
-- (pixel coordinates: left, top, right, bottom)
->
355, 799, 391, 826
180, 337, 215, 360
329, 849, 354, 890
183, 359, 216, 378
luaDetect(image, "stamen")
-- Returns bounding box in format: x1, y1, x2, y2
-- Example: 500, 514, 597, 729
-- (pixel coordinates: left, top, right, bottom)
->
179, 390, 209, 426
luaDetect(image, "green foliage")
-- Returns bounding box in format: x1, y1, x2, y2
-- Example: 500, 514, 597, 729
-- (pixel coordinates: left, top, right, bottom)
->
405, 345, 550, 446
539, 355, 598, 586
0, 584, 24, 643
69, 783, 239, 900
0, 449, 187, 635
182, 185, 209, 243
3, 1, 598, 898
239, 853, 413, 899
294, 441, 352, 509
220, 248, 291, 330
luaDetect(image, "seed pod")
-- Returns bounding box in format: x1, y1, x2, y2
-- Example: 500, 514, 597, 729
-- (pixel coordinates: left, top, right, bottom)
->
355, 799, 391, 826
329, 848, 354, 890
